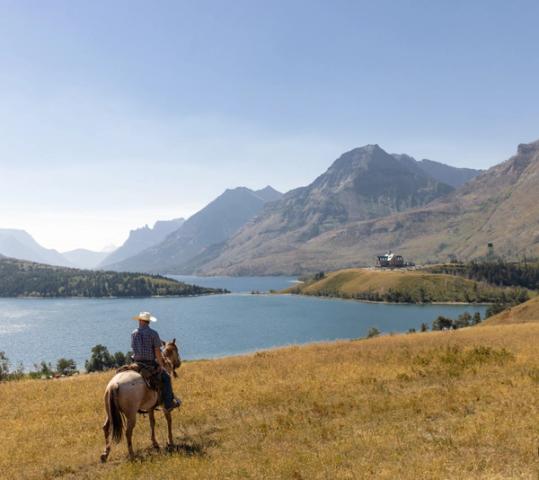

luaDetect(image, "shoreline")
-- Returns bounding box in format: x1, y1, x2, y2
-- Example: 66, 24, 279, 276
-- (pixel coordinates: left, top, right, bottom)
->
0, 291, 494, 306
280, 292, 494, 306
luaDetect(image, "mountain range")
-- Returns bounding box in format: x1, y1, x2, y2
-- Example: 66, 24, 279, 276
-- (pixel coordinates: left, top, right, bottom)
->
194, 140, 537, 275
105, 186, 283, 273
99, 217, 185, 268
103, 146, 487, 275
0, 229, 72, 267
62, 249, 110, 269
392, 155, 481, 188
9, 137, 533, 277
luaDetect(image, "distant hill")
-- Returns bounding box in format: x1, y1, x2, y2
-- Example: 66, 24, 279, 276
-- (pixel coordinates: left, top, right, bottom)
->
196, 140, 539, 275
0, 256, 226, 297
100, 217, 185, 268
392, 154, 482, 187
287, 268, 523, 304
197, 145, 453, 275
0, 229, 71, 267
108, 186, 282, 274
62, 249, 109, 269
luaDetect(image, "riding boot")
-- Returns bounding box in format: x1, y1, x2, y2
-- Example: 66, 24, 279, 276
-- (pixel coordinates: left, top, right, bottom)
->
161, 370, 181, 410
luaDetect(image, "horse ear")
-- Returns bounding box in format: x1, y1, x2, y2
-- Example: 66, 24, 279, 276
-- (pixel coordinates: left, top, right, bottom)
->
161, 340, 166, 347
172, 338, 176, 344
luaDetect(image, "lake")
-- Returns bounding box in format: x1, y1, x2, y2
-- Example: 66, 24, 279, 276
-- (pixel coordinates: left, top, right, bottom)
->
168, 275, 299, 293
0, 276, 487, 370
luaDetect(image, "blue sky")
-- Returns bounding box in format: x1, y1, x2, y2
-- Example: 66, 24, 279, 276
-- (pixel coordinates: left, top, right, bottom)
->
1, 0, 539, 251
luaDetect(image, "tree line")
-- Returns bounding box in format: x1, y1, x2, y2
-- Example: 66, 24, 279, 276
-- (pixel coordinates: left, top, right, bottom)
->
294, 285, 528, 305
427, 259, 539, 290
0, 344, 132, 381
0, 257, 227, 297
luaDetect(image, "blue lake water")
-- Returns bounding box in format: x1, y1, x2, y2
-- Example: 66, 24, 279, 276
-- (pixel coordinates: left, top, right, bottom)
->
0, 281, 487, 370
168, 275, 299, 293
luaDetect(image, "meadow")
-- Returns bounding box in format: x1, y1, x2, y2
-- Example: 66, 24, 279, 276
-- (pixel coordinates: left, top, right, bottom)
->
1, 322, 538, 479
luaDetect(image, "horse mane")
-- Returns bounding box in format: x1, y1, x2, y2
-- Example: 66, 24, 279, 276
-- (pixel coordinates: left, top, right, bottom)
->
162, 341, 181, 378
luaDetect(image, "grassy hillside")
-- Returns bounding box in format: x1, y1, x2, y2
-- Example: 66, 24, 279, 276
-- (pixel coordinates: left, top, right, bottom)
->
484, 295, 539, 325
287, 268, 523, 303
0, 257, 226, 297
1, 324, 538, 479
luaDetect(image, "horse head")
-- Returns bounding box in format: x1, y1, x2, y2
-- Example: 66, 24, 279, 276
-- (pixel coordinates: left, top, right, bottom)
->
162, 338, 181, 377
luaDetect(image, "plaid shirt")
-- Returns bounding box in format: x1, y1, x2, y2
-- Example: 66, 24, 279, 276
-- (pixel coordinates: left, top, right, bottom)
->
131, 324, 162, 362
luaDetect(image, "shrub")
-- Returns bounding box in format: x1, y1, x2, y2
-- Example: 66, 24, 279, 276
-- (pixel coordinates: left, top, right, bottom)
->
366, 327, 381, 338
472, 312, 482, 325
30, 361, 55, 379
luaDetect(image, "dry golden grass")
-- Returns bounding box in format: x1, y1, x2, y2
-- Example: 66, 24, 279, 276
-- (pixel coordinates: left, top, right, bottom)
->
485, 296, 539, 326
1, 324, 538, 479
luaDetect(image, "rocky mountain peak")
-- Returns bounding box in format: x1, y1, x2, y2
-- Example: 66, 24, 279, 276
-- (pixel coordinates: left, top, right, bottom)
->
517, 139, 539, 155
254, 185, 283, 202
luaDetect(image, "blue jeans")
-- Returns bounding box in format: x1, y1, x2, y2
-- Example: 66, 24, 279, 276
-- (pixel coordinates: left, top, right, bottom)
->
160, 370, 175, 409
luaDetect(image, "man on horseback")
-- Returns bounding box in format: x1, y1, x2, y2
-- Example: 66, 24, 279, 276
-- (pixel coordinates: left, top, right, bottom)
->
131, 311, 181, 412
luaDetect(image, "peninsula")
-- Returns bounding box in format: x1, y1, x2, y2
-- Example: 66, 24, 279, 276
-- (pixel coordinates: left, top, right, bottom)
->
286, 268, 528, 304
0, 257, 227, 298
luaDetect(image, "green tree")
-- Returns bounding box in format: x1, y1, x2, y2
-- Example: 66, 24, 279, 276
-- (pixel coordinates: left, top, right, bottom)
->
486, 302, 506, 318
32, 361, 54, 378
313, 271, 325, 281
432, 316, 453, 331
112, 351, 129, 368
85, 344, 114, 372
56, 358, 78, 376
0, 351, 10, 380
471, 312, 482, 325
454, 312, 472, 329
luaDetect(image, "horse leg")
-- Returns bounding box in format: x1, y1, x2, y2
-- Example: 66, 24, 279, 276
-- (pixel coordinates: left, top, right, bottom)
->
100, 417, 111, 463
164, 410, 174, 448
125, 412, 137, 460
100, 390, 113, 463
148, 409, 160, 450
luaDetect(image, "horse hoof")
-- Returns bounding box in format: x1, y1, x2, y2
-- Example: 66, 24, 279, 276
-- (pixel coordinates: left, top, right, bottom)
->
153, 443, 160, 451
100, 453, 108, 463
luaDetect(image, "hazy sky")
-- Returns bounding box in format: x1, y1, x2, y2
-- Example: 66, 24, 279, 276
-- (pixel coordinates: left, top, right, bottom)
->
1, 0, 539, 251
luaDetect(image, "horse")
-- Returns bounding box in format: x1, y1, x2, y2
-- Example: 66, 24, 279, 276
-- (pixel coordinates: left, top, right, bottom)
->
100, 339, 182, 462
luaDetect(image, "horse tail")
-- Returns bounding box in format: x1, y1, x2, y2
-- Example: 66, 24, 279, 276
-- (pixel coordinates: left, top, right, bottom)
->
108, 383, 123, 443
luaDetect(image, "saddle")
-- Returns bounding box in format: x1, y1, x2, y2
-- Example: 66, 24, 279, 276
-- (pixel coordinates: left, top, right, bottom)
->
116, 362, 163, 393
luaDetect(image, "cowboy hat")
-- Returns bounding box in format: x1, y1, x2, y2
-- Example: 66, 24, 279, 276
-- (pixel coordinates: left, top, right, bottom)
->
132, 311, 157, 322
